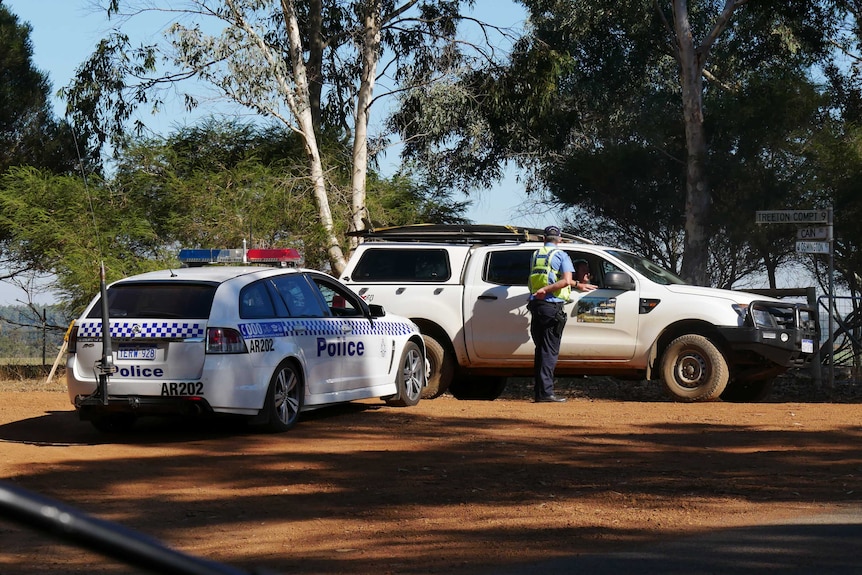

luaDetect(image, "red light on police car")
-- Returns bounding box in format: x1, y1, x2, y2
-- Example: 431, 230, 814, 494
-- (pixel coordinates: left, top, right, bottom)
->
246, 248, 302, 264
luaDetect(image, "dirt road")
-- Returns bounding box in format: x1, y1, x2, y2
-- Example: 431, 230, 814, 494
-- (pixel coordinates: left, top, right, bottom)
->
1, 377, 861, 574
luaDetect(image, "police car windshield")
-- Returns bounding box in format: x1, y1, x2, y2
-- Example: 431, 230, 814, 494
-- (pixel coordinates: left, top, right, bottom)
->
86, 283, 217, 319
606, 250, 686, 285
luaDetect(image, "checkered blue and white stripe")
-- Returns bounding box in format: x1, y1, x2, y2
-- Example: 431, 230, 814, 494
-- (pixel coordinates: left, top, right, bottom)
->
78, 318, 414, 340
77, 320, 205, 339
239, 319, 415, 338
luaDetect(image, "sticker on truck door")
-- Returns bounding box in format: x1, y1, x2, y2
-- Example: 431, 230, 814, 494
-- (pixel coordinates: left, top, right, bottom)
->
576, 297, 617, 324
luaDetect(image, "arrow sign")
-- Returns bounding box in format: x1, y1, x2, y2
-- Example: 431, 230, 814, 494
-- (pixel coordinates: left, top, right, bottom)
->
796, 241, 830, 254
797, 226, 832, 240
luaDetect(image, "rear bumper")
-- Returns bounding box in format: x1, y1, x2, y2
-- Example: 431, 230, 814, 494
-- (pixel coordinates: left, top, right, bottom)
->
74, 394, 214, 420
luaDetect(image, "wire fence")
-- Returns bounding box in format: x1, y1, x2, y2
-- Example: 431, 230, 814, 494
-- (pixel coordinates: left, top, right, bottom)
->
818, 295, 862, 383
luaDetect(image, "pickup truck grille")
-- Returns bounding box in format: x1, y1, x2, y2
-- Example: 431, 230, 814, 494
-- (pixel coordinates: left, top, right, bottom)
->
748, 301, 818, 334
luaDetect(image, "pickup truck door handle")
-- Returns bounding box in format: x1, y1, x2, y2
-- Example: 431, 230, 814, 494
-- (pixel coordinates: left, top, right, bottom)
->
478, 295, 498, 301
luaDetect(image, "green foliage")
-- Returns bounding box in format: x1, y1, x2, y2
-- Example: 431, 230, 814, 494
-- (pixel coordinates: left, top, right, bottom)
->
112, 120, 469, 270
0, 167, 166, 312
396, 0, 854, 287
365, 171, 472, 227
0, 5, 89, 175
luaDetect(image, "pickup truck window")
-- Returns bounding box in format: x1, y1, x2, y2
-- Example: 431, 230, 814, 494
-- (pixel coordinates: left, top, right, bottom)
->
485, 250, 532, 286
352, 248, 450, 282
607, 250, 685, 285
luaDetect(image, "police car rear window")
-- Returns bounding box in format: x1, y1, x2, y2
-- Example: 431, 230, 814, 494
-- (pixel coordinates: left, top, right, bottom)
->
86, 283, 217, 319
352, 248, 450, 282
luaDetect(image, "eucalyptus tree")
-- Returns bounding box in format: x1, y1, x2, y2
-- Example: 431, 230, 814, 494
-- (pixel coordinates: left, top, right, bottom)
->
63, 0, 502, 274
113, 119, 470, 270
395, 1, 844, 286
0, 167, 165, 312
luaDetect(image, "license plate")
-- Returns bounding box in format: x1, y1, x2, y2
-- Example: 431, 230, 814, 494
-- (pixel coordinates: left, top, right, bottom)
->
117, 347, 156, 360
802, 339, 814, 354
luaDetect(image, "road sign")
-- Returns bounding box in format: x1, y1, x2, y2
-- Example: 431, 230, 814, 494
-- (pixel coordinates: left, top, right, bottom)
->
797, 226, 832, 240
756, 210, 829, 224
796, 241, 830, 254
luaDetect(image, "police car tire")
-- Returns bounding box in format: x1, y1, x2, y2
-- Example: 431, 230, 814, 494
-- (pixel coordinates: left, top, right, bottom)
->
660, 334, 728, 402
387, 341, 423, 407
261, 361, 303, 432
421, 335, 454, 399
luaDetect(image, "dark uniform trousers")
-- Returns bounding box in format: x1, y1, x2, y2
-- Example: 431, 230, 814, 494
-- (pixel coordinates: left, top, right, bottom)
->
528, 299, 567, 399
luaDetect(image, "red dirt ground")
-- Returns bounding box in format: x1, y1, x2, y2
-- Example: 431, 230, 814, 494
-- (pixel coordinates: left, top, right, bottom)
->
1, 376, 861, 574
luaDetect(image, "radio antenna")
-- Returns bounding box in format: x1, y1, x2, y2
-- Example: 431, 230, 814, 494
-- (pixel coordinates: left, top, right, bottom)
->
69, 120, 115, 404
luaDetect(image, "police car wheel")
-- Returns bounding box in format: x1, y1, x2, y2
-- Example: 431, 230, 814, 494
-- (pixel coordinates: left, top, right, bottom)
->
261, 361, 303, 432
660, 334, 729, 402
387, 342, 423, 407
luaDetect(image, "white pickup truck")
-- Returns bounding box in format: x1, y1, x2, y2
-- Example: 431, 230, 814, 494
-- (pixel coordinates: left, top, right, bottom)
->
341, 224, 818, 402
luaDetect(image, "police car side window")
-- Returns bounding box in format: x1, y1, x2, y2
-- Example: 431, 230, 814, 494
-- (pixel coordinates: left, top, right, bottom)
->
270, 275, 328, 317
239, 282, 277, 319
311, 278, 363, 317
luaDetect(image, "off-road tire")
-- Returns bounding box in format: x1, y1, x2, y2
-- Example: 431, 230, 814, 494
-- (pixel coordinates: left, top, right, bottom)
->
422, 335, 454, 399
660, 334, 729, 402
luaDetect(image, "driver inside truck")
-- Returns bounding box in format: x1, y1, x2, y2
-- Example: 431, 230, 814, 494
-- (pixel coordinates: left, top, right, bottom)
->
573, 259, 598, 291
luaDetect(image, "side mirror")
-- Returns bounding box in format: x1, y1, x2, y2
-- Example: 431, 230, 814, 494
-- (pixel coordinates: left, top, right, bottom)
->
368, 304, 386, 317
604, 271, 635, 291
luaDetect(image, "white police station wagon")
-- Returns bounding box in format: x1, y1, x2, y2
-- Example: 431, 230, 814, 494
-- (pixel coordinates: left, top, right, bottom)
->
66, 252, 426, 432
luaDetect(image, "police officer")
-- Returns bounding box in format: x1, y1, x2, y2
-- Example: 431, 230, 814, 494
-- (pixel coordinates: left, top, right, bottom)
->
527, 226, 595, 402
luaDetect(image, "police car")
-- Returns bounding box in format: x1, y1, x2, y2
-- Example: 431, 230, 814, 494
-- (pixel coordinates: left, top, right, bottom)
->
66, 249, 426, 432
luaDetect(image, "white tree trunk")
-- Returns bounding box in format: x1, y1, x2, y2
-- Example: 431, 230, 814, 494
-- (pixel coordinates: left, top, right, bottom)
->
349, 4, 382, 249
280, 0, 348, 273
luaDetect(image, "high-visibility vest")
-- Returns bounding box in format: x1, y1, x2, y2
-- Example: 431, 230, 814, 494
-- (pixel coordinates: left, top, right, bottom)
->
529, 247, 571, 302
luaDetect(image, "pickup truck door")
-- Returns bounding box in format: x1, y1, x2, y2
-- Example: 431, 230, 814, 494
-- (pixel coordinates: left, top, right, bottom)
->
463, 248, 536, 361
465, 248, 639, 362
557, 252, 639, 361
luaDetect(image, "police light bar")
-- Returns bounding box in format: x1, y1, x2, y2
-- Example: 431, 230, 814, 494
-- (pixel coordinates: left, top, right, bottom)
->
178, 248, 302, 267
178, 249, 244, 264
246, 248, 302, 264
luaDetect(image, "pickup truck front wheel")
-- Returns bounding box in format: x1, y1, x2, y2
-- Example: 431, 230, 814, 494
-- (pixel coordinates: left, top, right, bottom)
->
422, 335, 454, 399
661, 334, 729, 402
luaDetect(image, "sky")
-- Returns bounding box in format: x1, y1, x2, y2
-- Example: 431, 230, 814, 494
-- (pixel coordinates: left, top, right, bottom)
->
2, 0, 549, 306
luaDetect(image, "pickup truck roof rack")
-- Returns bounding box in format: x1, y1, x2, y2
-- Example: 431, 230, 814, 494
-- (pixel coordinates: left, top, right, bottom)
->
349, 224, 594, 245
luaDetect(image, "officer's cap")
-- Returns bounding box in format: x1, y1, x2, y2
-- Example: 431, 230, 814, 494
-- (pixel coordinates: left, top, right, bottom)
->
543, 225, 562, 239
